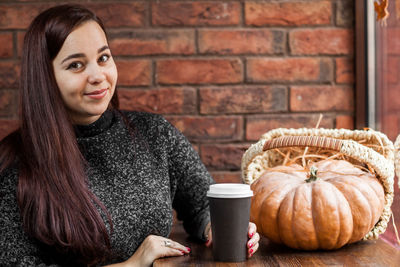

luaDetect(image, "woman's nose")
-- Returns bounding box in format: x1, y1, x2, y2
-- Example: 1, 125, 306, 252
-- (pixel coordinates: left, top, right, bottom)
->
87, 64, 106, 84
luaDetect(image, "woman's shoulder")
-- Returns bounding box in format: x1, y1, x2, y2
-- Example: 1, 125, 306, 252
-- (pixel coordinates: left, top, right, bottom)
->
0, 131, 20, 184
119, 110, 171, 131
0, 161, 18, 186
0, 164, 18, 200
121, 110, 166, 123
117, 110, 181, 147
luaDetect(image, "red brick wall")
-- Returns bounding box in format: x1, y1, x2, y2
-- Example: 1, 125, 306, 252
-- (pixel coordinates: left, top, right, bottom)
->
377, 5, 400, 142
0, 0, 355, 183
376, 4, 400, 248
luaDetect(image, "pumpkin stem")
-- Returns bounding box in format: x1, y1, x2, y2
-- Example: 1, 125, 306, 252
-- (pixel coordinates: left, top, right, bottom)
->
305, 166, 318, 183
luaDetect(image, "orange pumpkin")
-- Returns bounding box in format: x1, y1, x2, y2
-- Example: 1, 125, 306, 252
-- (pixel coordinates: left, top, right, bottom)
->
250, 159, 385, 250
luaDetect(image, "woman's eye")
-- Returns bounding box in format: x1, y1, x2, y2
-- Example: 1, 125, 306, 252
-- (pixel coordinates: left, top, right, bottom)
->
66, 62, 83, 70
99, 54, 110, 63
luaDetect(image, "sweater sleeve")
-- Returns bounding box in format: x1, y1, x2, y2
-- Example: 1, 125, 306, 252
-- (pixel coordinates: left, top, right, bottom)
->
0, 168, 60, 267
160, 117, 215, 242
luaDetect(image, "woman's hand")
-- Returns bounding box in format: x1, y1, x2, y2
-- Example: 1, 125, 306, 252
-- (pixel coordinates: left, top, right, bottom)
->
122, 235, 190, 267
246, 222, 260, 257
204, 222, 260, 258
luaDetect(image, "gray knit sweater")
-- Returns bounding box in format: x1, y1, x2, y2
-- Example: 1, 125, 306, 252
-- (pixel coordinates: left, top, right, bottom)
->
0, 110, 214, 266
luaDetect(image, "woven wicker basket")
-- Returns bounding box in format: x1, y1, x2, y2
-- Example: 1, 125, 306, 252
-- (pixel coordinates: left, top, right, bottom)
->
242, 128, 395, 240
394, 135, 400, 188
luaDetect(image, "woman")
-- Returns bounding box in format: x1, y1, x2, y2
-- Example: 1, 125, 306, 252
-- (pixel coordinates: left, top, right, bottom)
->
0, 4, 259, 266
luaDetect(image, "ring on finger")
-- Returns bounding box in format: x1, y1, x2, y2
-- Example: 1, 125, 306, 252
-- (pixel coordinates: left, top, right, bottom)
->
164, 240, 172, 248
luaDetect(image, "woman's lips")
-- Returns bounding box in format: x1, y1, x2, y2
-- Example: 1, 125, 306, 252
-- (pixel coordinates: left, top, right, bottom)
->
84, 88, 108, 99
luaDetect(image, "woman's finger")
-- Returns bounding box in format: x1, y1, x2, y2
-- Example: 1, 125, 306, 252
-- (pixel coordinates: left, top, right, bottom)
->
247, 222, 259, 258
247, 232, 260, 247
248, 222, 257, 238
205, 225, 212, 247
248, 240, 259, 258
247, 232, 260, 248
162, 238, 191, 254
127, 235, 189, 266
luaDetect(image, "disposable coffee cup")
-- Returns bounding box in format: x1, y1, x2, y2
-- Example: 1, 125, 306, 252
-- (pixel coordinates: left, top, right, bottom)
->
207, 183, 253, 262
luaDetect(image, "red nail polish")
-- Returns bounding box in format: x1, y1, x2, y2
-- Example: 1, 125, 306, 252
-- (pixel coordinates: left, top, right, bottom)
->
249, 248, 253, 254
248, 242, 253, 248
249, 233, 254, 238
187, 247, 191, 252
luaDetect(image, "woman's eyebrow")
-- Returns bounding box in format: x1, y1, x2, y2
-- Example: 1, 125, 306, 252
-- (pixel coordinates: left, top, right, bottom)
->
60, 46, 109, 64
61, 53, 85, 64
98, 45, 109, 53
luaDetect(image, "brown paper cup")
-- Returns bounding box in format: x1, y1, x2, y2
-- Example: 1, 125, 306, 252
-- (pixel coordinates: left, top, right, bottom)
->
207, 183, 253, 262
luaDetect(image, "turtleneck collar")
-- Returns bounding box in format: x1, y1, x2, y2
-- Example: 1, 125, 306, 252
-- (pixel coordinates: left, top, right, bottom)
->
74, 109, 115, 138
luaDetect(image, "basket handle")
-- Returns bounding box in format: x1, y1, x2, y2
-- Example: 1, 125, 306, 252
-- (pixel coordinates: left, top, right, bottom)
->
263, 135, 344, 152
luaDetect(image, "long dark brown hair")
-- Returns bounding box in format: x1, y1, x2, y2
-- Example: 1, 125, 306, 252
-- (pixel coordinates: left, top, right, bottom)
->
0, 4, 119, 265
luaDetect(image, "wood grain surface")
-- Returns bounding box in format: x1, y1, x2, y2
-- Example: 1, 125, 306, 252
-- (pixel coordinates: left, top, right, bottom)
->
154, 222, 400, 267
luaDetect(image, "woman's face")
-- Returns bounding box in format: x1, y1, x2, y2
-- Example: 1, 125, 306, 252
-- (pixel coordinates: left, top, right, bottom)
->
52, 21, 118, 125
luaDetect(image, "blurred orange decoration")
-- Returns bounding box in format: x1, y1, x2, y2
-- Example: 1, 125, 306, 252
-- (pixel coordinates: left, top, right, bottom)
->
375, 0, 390, 25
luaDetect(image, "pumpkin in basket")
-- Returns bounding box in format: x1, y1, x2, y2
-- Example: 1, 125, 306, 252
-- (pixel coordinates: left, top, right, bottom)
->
250, 159, 385, 250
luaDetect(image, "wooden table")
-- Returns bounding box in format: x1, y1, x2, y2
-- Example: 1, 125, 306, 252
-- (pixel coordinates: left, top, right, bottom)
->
154, 222, 400, 266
